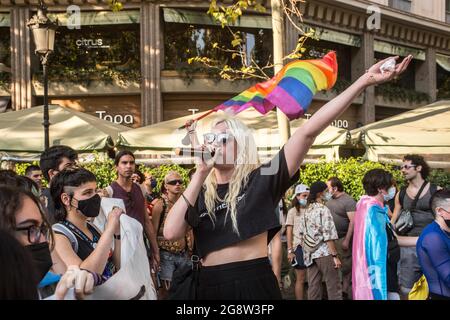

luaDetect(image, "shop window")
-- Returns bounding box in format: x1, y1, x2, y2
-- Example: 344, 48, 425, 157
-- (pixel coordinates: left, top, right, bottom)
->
437, 55, 450, 99
0, 26, 11, 92
31, 11, 140, 86
302, 38, 352, 93
163, 9, 273, 78
389, 0, 412, 12
374, 52, 430, 104
446, 0, 450, 23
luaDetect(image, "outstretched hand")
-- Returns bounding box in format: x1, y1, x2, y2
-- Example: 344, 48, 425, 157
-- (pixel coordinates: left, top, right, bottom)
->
364, 55, 413, 86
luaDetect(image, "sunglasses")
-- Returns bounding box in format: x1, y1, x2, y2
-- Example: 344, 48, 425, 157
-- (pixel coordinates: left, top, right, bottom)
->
401, 164, 417, 170
203, 132, 233, 145
166, 179, 183, 186
15, 224, 49, 244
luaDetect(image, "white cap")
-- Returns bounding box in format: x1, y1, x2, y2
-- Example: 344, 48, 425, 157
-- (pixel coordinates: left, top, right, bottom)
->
295, 184, 310, 195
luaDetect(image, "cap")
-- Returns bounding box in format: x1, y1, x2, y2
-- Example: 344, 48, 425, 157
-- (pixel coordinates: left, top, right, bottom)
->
295, 184, 310, 195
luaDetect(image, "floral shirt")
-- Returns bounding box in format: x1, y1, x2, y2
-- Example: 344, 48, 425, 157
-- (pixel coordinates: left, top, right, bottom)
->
298, 202, 338, 267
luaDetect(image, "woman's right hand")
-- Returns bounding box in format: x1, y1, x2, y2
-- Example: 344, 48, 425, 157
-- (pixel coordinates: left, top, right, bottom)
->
106, 207, 124, 235
185, 119, 197, 133
195, 144, 220, 176
288, 252, 296, 263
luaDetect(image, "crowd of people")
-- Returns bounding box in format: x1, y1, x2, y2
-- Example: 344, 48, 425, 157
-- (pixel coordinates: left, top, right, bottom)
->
0, 55, 448, 300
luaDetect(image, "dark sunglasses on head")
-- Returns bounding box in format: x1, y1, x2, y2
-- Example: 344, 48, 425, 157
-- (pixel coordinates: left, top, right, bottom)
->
166, 179, 183, 186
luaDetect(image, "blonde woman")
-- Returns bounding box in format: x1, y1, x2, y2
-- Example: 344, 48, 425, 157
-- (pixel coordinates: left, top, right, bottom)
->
164, 55, 412, 299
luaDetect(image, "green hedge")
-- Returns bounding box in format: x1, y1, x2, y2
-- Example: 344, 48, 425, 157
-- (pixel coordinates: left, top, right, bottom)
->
298, 157, 405, 201
14, 157, 450, 198
14, 155, 191, 193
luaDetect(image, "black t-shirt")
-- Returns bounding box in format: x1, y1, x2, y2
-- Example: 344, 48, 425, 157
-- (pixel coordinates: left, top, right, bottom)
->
386, 223, 400, 293
55, 221, 116, 279
185, 147, 299, 258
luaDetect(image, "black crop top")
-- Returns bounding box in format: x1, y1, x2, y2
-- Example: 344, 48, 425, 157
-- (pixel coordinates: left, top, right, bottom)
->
185, 147, 300, 258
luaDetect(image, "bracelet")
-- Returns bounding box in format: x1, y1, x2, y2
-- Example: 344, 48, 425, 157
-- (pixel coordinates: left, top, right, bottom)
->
114, 233, 121, 240
188, 129, 196, 134
331, 253, 338, 258
181, 193, 193, 208
287, 248, 294, 253
80, 269, 105, 286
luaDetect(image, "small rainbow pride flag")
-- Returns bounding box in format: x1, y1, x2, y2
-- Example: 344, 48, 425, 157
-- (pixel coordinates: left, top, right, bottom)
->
214, 51, 338, 120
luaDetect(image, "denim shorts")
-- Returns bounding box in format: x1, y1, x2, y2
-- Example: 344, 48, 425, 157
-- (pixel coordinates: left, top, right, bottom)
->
159, 250, 192, 282
293, 246, 307, 270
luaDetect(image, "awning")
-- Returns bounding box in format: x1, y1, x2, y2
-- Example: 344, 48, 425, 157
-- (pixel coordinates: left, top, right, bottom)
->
0, 104, 130, 156
350, 100, 450, 168
163, 8, 272, 29
118, 108, 350, 163
437, 53, 450, 72
374, 40, 426, 61
48, 10, 140, 27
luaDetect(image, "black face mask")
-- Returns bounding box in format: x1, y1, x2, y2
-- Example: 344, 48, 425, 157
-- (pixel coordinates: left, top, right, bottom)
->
26, 242, 53, 283
444, 219, 450, 228
74, 194, 101, 218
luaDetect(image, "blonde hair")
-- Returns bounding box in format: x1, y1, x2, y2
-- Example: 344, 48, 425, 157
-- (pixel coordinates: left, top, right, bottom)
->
164, 170, 181, 183
203, 114, 260, 235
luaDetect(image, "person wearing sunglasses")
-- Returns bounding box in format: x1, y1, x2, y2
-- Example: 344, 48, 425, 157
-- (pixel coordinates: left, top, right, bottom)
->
416, 189, 450, 299
0, 185, 95, 299
151, 171, 192, 298
164, 55, 412, 300
391, 154, 441, 297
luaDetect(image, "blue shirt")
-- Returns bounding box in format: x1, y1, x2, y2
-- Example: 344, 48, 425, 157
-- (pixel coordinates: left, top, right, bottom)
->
417, 221, 450, 297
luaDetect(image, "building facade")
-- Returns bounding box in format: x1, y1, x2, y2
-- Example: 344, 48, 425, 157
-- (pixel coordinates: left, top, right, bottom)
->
0, 0, 449, 130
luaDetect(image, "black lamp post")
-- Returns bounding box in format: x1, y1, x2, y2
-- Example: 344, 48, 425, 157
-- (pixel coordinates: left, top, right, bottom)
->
27, 0, 58, 150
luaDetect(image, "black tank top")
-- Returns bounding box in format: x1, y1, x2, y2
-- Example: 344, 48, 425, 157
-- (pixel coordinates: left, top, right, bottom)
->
403, 185, 435, 236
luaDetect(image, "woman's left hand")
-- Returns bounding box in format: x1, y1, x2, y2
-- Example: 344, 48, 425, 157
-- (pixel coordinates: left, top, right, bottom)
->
363, 55, 413, 87
333, 256, 342, 269
55, 265, 95, 300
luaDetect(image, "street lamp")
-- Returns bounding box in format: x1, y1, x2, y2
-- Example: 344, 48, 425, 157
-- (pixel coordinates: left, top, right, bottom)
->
27, 0, 58, 150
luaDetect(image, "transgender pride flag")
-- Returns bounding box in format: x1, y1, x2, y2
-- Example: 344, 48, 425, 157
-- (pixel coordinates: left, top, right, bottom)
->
214, 51, 338, 120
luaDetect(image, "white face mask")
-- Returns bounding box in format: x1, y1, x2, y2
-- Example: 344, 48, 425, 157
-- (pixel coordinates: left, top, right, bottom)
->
383, 186, 396, 202
323, 192, 332, 202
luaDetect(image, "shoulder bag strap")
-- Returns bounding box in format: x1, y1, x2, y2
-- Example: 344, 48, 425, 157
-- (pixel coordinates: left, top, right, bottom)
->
411, 181, 428, 210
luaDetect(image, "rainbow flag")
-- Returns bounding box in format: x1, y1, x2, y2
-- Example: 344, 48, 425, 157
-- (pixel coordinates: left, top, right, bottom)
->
214, 51, 338, 120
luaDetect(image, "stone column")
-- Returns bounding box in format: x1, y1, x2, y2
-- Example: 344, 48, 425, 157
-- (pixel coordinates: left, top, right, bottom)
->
351, 31, 375, 125
140, 2, 162, 125
10, 7, 32, 111
415, 47, 437, 102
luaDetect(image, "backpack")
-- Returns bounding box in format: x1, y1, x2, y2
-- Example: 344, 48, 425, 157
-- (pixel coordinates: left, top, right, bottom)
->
52, 222, 104, 253
52, 223, 79, 252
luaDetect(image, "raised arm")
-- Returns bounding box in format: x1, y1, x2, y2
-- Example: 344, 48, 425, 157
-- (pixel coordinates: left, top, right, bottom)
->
164, 166, 211, 241
284, 55, 413, 177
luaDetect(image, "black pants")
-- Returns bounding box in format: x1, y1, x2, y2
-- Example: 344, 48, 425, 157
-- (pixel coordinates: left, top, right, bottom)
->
197, 257, 282, 300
